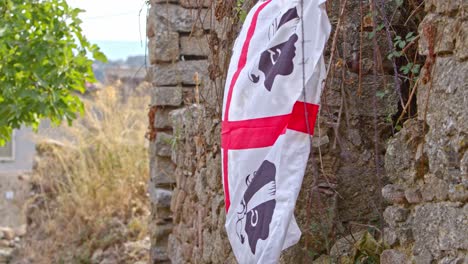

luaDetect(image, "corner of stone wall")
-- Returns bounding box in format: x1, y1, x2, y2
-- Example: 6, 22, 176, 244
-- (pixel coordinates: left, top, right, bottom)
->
147, 1, 234, 263
382, 1, 467, 263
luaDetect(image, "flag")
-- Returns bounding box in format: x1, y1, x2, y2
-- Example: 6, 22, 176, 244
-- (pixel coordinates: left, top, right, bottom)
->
221, 0, 331, 263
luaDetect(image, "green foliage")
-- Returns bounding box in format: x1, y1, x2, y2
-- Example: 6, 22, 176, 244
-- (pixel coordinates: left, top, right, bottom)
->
367, 23, 384, 40
0, 0, 106, 145
235, 0, 248, 22
387, 32, 421, 78
341, 232, 387, 264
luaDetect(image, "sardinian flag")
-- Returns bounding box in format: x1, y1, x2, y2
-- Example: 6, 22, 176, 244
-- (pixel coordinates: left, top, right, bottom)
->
221, 0, 330, 263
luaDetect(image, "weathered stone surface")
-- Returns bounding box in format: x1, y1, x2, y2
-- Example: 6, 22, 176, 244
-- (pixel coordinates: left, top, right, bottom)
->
383, 206, 410, 227
180, 0, 211, 8
449, 184, 468, 202
150, 64, 178, 86
404, 188, 423, 204
150, 61, 209, 86
414, 249, 434, 264
147, 1, 467, 263
439, 256, 467, 264
153, 224, 173, 241
151, 157, 176, 185
384, 227, 398, 247
149, 188, 173, 208
416, 56, 468, 184
178, 60, 209, 84
380, 249, 409, 264
419, 14, 458, 55
385, 119, 427, 183
150, 246, 169, 262
151, 86, 182, 106
154, 107, 174, 129
180, 35, 209, 56
154, 132, 174, 157
455, 20, 468, 60
421, 175, 450, 201
149, 31, 179, 63
382, 184, 407, 204
152, 4, 211, 32
413, 203, 468, 256
425, 0, 466, 14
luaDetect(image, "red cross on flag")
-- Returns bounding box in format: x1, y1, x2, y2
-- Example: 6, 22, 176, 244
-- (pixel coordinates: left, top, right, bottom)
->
221, 0, 331, 262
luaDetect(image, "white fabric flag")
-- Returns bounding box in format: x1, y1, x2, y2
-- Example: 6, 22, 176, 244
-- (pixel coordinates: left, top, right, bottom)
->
221, 0, 330, 263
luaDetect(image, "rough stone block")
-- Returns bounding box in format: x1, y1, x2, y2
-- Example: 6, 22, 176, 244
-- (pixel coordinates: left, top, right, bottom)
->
383, 227, 398, 247
448, 184, 468, 202
154, 132, 174, 157
180, 35, 210, 56
439, 256, 467, 264
380, 250, 409, 264
405, 188, 423, 204
154, 223, 174, 242
418, 14, 456, 55
151, 157, 176, 185
154, 107, 174, 129
414, 249, 434, 264
425, 0, 464, 13
382, 184, 407, 204
421, 175, 449, 201
152, 4, 211, 32
149, 31, 180, 63
455, 20, 468, 60
178, 60, 209, 84
150, 61, 209, 86
150, 246, 169, 263
149, 188, 173, 208
150, 63, 178, 86
435, 18, 457, 54
151, 86, 182, 106
180, 0, 211, 8
413, 203, 468, 256
383, 206, 410, 227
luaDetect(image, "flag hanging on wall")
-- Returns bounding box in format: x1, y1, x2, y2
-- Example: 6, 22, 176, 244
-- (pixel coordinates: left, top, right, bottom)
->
221, 0, 331, 263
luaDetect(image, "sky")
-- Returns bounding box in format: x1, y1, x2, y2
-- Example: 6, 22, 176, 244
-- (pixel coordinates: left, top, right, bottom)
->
67, 0, 148, 42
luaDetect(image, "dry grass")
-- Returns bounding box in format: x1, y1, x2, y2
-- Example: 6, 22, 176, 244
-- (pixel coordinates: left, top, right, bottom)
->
17, 85, 150, 263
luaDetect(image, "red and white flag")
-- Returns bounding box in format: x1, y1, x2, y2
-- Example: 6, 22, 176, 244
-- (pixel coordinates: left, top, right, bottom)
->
221, 0, 330, 263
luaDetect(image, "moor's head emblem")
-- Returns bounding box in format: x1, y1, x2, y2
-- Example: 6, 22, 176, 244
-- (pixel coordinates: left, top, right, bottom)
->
250, 7, 300, 91
236, 160, 277, 254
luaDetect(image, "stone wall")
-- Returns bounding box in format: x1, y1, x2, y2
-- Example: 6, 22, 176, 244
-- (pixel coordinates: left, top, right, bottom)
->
147, 0, 466, 264
146, 1, 226, 263
382, 1, 467, 263
147, 0, 398, 263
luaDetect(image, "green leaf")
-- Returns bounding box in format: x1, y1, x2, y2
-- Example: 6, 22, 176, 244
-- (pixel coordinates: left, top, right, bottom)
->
406, 32, 414, 40
0, 0, 105, 136
93, 49, 108, 63
398, 40, 406, 49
